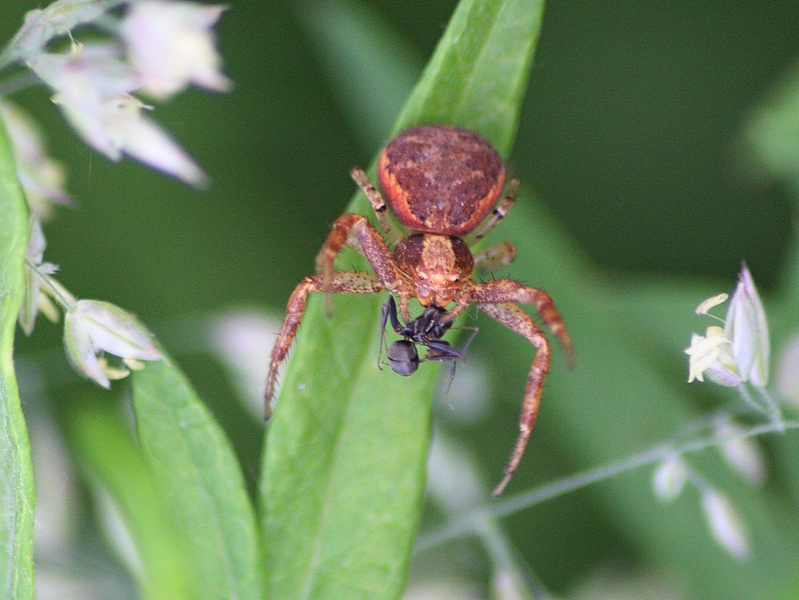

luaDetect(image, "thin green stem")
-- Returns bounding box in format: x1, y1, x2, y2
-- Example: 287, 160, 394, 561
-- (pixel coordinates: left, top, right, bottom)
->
415, 416, 799, 553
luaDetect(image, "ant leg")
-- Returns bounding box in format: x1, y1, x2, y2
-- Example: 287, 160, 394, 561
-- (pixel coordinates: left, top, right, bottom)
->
378, 295, 405, 370
473, 242, 516, 272
314, 213, 402, 315
466, 279, 573, 366
264, 271, 383, 419
476, 302, 550, 497
350, 167, 403, 247
463, 177, 519, 246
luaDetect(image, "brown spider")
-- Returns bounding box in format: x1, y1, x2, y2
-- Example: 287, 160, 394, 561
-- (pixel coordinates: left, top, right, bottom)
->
265, 124, 573, 497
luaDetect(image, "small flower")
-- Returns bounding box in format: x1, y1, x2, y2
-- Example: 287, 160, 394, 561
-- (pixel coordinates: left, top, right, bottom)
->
700, 490, 750, 560
0, 99, 71, 219
28, 43, 206, 186
685, 326, 740, 386
120, 1, 232, 100
714, 420, 766, 486
64, 300, 162, 388
725, 264, 769, 388
686, 265, 770, 388
652, 455, 689, 502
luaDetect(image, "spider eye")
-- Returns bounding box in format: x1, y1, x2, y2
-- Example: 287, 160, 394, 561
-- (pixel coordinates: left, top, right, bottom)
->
417, 271, 427, 281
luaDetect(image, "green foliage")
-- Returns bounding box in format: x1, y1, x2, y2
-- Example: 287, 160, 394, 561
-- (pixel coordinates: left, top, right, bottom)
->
5, 0, 799, 599
0, 114, 34, 600
131, 358, 263, 599
64, 399, 191, 600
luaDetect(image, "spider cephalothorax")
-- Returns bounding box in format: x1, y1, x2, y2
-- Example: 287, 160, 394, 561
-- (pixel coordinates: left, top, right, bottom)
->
265, 124, 573, 496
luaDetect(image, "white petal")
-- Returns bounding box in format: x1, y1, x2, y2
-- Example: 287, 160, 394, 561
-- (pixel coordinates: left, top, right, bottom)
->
28, 45, 140, 160
725, 265, 770, 387
75, 300, 162, 360
64, 310, 110, 388
101, 95, 207, 186
121, 1, 231, 100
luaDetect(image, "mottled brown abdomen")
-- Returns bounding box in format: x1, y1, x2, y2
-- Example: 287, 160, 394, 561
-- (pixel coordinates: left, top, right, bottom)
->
378, 125, 505, 236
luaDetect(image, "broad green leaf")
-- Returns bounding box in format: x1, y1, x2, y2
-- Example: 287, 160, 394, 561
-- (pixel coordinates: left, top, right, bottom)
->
64, 399, 190, 600
132, 358, 263, 600
260, 0, 545, 599
0, 113, 35, 599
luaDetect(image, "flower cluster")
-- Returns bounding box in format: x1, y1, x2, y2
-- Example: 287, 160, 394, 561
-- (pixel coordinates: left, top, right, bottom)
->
0, 0, 230, 219
0, 0, 224, 386
22, 218, 162, 388
685, 264, 769, 388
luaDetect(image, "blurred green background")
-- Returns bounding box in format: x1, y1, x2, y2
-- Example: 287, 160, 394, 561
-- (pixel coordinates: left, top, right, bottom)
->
6, 0, 799, 597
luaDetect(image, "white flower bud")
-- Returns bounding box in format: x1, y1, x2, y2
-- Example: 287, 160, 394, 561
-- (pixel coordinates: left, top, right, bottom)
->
715, 420, 766, 486
700, 490, 750, 560
73, 300, 161, 361
725, 264, 769, 388
64, 309, 111, 388
775, 334, 799, 408
63, 300, 162, 388
652, 455, 689, 502
491, 567, 534, 600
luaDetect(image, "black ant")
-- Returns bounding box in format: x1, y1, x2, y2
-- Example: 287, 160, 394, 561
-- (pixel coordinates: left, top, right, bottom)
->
379, 295, 478, 401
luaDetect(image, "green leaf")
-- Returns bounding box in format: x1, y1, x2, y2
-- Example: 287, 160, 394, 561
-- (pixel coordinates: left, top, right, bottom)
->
0, 110, 35, 599
132, 358, 263, 600
64, 399, 191, 600
260, 0, 545, 598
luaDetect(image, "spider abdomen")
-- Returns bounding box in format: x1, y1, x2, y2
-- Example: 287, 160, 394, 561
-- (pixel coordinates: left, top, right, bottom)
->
378, 125, 505, 236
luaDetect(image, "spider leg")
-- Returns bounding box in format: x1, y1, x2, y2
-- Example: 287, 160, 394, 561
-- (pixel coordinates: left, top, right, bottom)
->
350, 167, 403, 246
463, 177, 519, 246
264, 271, 383, 419
468, 279, 573, 366
314, 213, 403, 315
473, 241, 517, 272
477, 302, 550, 497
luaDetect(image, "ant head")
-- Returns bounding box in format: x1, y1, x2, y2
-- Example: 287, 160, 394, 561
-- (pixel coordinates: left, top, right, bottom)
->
387, 340, 419, 376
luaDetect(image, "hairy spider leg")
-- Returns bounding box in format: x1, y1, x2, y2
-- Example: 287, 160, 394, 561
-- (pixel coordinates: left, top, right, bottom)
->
314, 213, 406, 316
264, 271, 383, 419
476, 302, 550, 497
467, 279, 573, 366
350, 167, 403, 247
473, 241, 517, 272
462, 177, 519, 246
